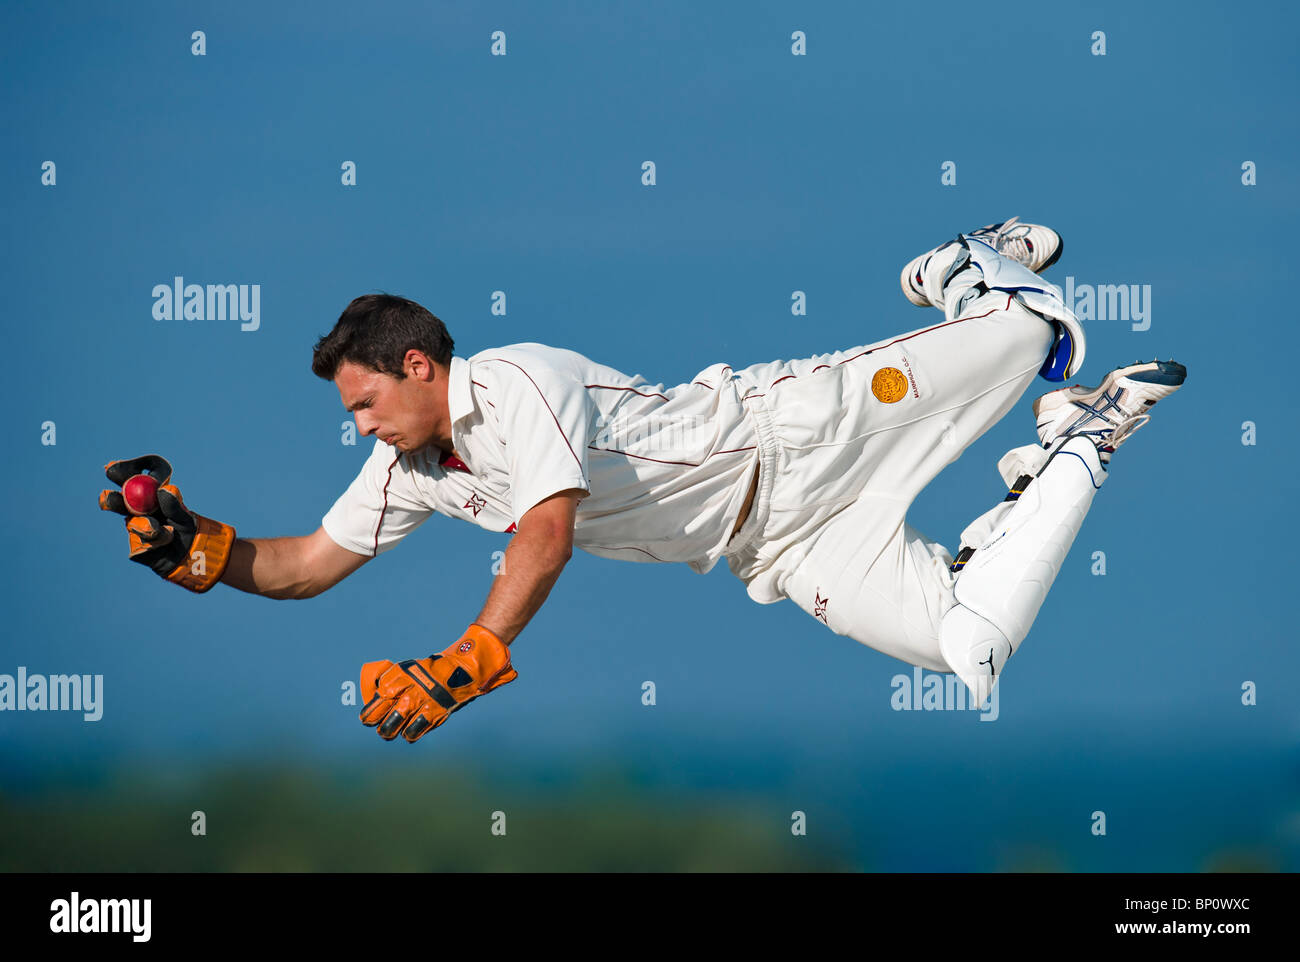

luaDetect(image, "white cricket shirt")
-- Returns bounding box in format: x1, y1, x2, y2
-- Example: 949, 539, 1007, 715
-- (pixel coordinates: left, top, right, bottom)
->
321, 342, 762, 572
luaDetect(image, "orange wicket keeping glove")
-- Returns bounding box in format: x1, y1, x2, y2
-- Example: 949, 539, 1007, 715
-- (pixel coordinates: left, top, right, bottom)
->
359, 624, 518, 743
98, 455, 237, 593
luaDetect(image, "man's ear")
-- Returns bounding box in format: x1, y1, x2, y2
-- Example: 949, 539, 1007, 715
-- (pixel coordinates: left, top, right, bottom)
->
404, 350, 434, 381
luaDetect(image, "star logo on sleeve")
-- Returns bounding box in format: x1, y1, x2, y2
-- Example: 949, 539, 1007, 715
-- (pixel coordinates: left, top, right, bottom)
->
813, 589, 829, 624
464, 492, 488, 517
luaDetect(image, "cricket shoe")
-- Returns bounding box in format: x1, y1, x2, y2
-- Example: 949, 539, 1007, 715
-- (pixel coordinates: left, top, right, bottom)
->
901, 216, 1064, 308
1033, 359, 1187, 466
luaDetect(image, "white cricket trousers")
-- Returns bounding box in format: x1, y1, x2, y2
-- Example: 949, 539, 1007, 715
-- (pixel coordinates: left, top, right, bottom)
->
724, 291, 1056, 671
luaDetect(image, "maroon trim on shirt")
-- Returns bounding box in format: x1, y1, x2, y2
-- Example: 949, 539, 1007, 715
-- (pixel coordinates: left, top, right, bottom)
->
483, 358, 586, 472
438, 448, 471, 473
505, 522, 517, 534
586, 444, 756, 467
372, 453, 402, 556
693, 381, 714, 389
585, 383, 670, 401
742, 301, 1015, 400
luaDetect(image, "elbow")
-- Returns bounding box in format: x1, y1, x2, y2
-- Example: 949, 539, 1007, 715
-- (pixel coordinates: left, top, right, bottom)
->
511, 524, 574, 570
555, 534, 574, 566
297, 574, 341, 600
533, 524, 573, 566
543, 544, 572, 572
281, 574, 330, 601
541, 535, 572, 571
266, 583, 323, 601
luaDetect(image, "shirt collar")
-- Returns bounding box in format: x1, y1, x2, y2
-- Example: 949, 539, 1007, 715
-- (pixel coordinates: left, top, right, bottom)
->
447, 355, 474, 425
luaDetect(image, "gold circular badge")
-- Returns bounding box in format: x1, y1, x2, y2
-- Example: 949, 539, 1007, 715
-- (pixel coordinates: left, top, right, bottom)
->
871, 367, 908, 403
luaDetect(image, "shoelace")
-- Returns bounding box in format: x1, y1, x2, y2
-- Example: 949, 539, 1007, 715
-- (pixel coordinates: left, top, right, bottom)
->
1101, 413, 1151, 451
1047, 391, 1152, 456
970, 217, 1034, 267
990, 218, 1035, 266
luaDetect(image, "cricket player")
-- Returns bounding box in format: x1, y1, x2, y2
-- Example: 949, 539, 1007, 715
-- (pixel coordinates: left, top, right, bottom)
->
99, 218, 1186, 742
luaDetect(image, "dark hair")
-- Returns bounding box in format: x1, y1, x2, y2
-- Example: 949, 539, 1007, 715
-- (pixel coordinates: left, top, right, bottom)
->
311, 293, 455, 380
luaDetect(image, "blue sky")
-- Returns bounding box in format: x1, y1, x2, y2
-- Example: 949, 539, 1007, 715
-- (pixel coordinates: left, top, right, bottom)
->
2, 0, 1297, 869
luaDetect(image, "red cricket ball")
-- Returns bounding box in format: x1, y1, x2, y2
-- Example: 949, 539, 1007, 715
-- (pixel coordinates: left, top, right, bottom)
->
122, 474, 160, 515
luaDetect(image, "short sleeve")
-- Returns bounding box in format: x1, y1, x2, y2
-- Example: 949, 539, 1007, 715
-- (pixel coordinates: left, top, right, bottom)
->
481, 357, 594, 523
322, 440, 435, 556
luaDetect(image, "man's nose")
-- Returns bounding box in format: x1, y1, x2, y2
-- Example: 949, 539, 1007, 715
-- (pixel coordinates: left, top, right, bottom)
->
355, 411, 376, 435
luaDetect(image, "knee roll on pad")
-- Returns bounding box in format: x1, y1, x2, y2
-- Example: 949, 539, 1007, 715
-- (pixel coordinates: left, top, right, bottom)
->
963, 237, 1087, 380
915, 235, 1086, 381
939, 604, 1013, 708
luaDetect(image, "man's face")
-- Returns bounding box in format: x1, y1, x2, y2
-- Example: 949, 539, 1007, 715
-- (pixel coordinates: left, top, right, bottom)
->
335, 359, 437, 453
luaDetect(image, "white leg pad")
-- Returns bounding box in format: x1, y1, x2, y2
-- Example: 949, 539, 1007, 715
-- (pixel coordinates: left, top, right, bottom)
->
958, 499, 1018, 553
915, 235, 1087, 379
938, 606, 1015, 709
940, 435, 1107, 704
960, 237, 1087, 378
915, 241, 967, 309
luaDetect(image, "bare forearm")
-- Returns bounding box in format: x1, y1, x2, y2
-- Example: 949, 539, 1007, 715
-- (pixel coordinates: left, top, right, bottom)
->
474, 535, 570, 645
221, 536, 317, 599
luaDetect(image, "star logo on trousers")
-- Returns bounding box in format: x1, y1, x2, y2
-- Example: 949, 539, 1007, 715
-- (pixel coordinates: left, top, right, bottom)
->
464, 492, 487, 517
813, 589, 829, 624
